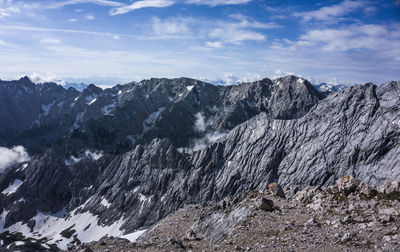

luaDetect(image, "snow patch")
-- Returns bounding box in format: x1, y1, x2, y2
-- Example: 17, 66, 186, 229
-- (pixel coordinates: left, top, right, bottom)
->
42, 101, 55, 116
64, 156, 82, 166
100, 198, 111, 208
0, 208, 146, 250
84, 150, 103, 160
143, 107, 165, 132
297, 78, 305, 84
127, 135, 136, 145
102, 102, 116, 115
16, 163, 28, 172
186, 85, 194, 91
139, 193, 148, 202
88, 98, 97, 105
72, 112, 84, 130
1, 179, 23, 195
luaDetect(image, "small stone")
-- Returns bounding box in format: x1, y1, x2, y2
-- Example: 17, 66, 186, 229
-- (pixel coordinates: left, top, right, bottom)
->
341, 233, 354, 243
354, 216, 365, 223
67, 243, 75, 250
357, 181, 374, 196
379, 208, 398, 216
280, 221, 296, 231
185, 229, 197, 240
342, 215, 352, 223
258, 198, 274, 212
268, 183, 286, 198
305, 218, 321, 227
379, 215, 394, 223
169, 237, 184, 249
235, 245, 243, 250
358, 223, 367, 229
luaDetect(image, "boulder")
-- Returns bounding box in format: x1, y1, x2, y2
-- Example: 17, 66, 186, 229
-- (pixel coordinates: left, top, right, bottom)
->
377, 181, 400, 194
258, 198, 274, 212
336, 175, 360, 194
268, 183, 286, 198
357, 181, 375, 196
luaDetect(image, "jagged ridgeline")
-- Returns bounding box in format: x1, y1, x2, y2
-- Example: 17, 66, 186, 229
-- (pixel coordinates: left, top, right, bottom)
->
0, 75, 399, 250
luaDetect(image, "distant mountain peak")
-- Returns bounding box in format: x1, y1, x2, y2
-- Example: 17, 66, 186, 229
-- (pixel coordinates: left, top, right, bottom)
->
63, 82, 89, 92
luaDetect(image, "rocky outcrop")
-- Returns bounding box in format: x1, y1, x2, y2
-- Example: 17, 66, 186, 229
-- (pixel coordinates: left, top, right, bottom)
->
0, 151, 72, 228
69, 177, 400, 252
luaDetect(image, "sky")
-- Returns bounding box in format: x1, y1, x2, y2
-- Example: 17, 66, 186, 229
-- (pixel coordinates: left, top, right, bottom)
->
0, 0, 399, 86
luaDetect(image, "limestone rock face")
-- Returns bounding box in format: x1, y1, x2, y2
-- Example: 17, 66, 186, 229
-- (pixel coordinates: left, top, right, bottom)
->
0, 76, 399, 249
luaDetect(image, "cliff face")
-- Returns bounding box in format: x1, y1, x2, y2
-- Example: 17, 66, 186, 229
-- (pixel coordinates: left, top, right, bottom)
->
0, 76, 399, 249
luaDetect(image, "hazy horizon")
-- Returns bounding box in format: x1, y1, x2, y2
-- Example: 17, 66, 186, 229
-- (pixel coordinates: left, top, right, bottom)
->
1, 0, 400, 86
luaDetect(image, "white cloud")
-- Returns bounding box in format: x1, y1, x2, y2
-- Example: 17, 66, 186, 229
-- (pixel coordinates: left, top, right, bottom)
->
47, 0, 124, 9
0, 1, 20, 18
207, 17, 279, 44
109, 0, 174, 16
210, 27, 265, 44
179, 131, 226, 153
185, 0, 251, 7
201, 73, 261, 85
299, 24, 399, 52
65, 149, 103, 165
294, 0, 366, 22
0, 24, 147, 40
229, 13, 281, 29
206, 41, 223, 48
0, 146, 30, 173
152, 17, 190, 35
40, 38, 61, 44
68, 18, 78, 22
27, 72, 65, 85
0, 39, 5, 45
194, 112, 207, 132
85, 14, 94, 20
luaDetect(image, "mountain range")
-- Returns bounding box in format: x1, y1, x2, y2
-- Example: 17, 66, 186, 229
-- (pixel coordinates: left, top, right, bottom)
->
0, 75, 399, 250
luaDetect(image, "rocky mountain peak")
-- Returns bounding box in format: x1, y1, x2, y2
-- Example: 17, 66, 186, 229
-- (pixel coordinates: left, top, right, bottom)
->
0, 76, 399, 250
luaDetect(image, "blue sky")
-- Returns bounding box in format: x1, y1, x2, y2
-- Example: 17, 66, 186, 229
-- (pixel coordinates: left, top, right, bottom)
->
0, 0, 399, 86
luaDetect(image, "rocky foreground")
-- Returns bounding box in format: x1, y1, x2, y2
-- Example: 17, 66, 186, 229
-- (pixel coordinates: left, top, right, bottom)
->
67, 176, 400, 252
